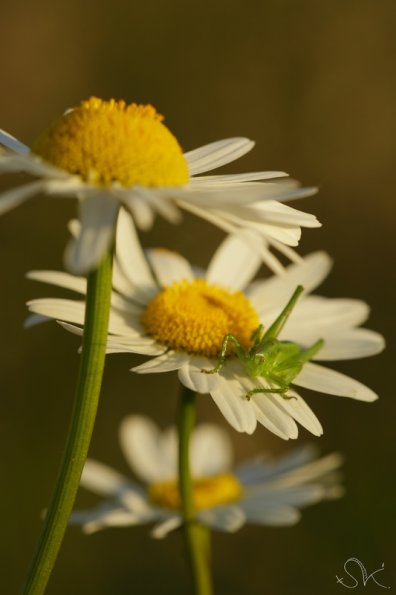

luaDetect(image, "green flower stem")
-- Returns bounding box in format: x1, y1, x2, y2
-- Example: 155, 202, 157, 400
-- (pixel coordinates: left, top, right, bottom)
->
178, 386, 213, 595
22, 250, 113, 595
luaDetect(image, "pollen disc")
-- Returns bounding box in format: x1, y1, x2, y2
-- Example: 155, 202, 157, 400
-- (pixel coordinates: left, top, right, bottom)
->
31, 97, 189, 188
149, 473, 243, 510
142, 278, 260, 357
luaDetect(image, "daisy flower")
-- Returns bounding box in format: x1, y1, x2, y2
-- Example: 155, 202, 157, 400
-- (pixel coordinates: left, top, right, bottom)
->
27, 209, 385, 438
71, 415, 344, 537
0, 97, 319, 275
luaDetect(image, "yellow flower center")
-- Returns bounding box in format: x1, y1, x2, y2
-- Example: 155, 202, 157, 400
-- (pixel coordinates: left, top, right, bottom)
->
141, 278, 260, 357
31, 97, 189, 187
149, 473, 243, 511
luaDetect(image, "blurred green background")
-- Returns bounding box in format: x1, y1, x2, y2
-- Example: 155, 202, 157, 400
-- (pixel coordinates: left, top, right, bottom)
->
1, 0, 395, 593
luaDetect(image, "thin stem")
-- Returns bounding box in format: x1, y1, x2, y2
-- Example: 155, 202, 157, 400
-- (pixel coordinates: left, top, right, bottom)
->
178, 386, 213, 595
22, 249, 113, 595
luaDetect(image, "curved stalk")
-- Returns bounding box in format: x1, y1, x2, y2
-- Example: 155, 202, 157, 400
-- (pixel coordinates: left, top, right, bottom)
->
22, 249, 113, 595
178, 386, 213, 595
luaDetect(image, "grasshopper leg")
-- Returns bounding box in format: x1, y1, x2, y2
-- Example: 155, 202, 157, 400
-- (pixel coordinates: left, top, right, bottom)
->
201, 334, 247, 374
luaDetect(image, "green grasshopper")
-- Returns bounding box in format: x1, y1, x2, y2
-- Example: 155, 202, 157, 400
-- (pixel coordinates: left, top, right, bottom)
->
203, 285, 324, 400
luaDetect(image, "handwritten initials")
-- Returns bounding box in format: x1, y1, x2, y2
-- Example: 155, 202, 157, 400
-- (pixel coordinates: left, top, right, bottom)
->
336, 558, 390, 589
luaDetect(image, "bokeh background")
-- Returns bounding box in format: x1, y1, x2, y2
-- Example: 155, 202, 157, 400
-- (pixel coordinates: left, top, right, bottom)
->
1, 1, 395, 593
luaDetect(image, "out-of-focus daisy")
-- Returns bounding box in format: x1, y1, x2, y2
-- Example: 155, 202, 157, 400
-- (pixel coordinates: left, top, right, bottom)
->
0, 97, 319, 274
27, 209, 385, 438
71, 415, 344, 537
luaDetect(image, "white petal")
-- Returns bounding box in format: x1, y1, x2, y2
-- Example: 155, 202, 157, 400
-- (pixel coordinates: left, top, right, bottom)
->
64, 194, 119, 275
55, 321, 84, 336
247, 251, 333, 310
246, 484, 325, 506
241, 502, 300, 526
0, 180, 45, 215
114, 207, 157, 298
68, 218, 80, 237
182, 184, 300, 206
24, 313, 50, 328
244, 221, 301, 247
0, 154, 32, 173
210, 374, 257, 434
270, 238, 304, 264
55, 321, 155, 354
269, 445, 321, 474
151, 516, 182, 539
0, 129, 29, 154
0, 153, 68, 178
71, 503, 152, 534
190, 424, 233, 477
232, 370, 299, 440
249, 446, 320, 481
105, 341, 165, 356
248, 199, 320, 228
81, 460, 133, 496
190, 171, 288, 184
27, 270, 86, 294
112, 258, 137, 302
176, 199, 238, 237
199, 505, 246, 532
263, 452, 344, 489
181, 183, 315, 211
205, 230, 262, 291
112, 263, 156, 307
109, 291, 144, 319
294, 362, 379, 402
132, 351, 187, 374
27, 298, 137, 336
313, 329, 385, 360
281, 297, 370, 336
273, 391, 323, 436
259, 242, 289, 275
119, 416, 173, 483
118, 189, 155, 230
159, 427, 178, 479
146, 248, 194, 287
178, 357, 222, 394
45, 177, 87, 196
131, 186, 182, 224
234, 458, 271, 485
119, 489, 153, 515
27, 298, 86, 325
185, 138, 254, 175
235, 445, 318, 484
252, 394, 299, 440
216, 196, 319, 229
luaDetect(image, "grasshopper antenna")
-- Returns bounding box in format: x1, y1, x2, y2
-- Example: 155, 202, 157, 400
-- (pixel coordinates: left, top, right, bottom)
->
264, 285, 304, 340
